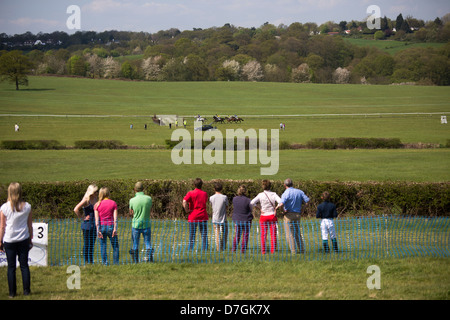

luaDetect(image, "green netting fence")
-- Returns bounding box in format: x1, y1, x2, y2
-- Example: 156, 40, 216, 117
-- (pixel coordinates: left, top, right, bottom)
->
41, 216, 450, 266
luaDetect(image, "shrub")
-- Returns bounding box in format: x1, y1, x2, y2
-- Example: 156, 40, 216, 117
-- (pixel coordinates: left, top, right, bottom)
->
74, 140, 124, 149
1, 140, 64, 150
306, 137, 403, 149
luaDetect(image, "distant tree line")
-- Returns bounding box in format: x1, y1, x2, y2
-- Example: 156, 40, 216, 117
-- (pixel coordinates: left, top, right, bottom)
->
1, 14, 449, 87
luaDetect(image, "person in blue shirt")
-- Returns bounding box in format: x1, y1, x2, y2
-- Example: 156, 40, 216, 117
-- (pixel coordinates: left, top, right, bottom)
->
276, 178, 310, 254
316, 191, 339, 253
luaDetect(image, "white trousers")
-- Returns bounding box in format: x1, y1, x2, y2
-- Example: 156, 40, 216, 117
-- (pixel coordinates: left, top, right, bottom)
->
320, 219, 336, 240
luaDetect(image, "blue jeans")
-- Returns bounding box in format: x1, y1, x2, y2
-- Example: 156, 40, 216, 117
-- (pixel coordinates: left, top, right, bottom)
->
132, 227, 152, 251
189, 221, 208, 251
99, 225, 119, 265
82, 229, 96, 264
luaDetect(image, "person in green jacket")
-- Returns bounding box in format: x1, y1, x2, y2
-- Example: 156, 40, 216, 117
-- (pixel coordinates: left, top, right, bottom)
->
129, 182, 153, 262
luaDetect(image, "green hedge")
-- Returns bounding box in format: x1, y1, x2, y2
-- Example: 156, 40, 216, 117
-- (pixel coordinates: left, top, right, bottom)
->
306, 138, 403, 149
1, 140, 64, 150
0, 180, 448, 219
73, 140, 124, 149
166, 137, 405, 150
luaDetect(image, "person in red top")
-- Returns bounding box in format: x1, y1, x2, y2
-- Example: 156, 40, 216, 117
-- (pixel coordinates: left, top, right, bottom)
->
183, 178, 209, 251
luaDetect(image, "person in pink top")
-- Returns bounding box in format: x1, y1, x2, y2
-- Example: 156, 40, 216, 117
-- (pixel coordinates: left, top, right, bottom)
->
94, 187, 119, 265
183, 178, 209, 251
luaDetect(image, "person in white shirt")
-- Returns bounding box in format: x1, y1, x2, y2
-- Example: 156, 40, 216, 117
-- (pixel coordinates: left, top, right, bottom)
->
251, 180, 281, 254
0, 182, 33, 298
209, 182, 229, 251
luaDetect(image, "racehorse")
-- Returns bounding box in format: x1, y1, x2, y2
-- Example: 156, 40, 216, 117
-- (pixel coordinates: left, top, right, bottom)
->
213, 115, 225, 124
226, 116, 244, 123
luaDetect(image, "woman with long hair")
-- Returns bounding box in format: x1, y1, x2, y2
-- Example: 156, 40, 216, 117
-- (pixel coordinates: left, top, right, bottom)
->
74, 184, 98, 264
0, 182, 32, 298
94, 187, 119, 265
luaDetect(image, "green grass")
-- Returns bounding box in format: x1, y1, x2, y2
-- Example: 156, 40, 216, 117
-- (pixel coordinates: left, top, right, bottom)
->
0, 76, 449, 183
1, 257, 448, 300
1, 76, 449, 116
0, 149, 448, 183
344, 38, 446, 55
0, 76, 448, 302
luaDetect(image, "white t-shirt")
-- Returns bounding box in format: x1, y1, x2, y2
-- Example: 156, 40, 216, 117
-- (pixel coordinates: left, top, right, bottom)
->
209, 193, 228, 223
1, 201, 31, 243
251, 191, 281, 216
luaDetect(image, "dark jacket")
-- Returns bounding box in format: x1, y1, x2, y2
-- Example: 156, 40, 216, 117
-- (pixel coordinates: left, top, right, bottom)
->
316, 201, 338, 219
232, 196, 253, 222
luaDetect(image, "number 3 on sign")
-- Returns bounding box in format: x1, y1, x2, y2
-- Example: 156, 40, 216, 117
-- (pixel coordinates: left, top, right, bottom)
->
32, 223, 48, 246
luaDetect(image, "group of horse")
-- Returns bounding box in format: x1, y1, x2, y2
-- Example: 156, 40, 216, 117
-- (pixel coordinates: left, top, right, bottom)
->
210, 115, 244, 123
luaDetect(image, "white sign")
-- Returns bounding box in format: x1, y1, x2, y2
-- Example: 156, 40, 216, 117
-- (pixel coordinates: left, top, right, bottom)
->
0, 222, 48, 267
441, 116, 447, 124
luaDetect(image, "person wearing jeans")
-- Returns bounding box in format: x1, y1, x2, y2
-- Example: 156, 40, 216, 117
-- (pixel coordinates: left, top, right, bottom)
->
0, 182, 32, 298
74, 184, 98, 264
129, 182, 153, 263
183, 178, 209, 251
95, 187, 119, 265
98, 224, 119, 265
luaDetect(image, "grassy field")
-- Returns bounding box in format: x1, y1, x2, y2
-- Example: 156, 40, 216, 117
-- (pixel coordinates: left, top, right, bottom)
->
1, 258, 448, 300
0, 149, 448, 183
0, 76, 449, 183
344, 38, 446, 55
0, 76, 449, 302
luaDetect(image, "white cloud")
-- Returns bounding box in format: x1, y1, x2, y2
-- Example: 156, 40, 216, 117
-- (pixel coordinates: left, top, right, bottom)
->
10, 17, 59, 28
83, 0, 130, 13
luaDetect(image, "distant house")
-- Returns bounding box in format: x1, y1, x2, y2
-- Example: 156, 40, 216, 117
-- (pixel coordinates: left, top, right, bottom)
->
34, 40, 45, 45
345, 30, 351, 35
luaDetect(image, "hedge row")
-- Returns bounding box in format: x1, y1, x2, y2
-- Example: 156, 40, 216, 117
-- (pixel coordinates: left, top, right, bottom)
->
2, 138, 445, 150
305, 138, 403, 149
1, 140, 64, 150
0, 179, 448, 219
166, 137, 440, 150
74, 140, 125, 149
1, 140, 126, 150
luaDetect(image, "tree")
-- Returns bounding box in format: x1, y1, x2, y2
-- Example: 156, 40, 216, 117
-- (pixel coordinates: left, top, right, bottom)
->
142, 56, 163, 80
332, 67, 351, 84
67, 55, 87, 76
291, 63, 311, 83
241, 60, 264, 81
0, 50, 33, 90
121, 61, 135, 79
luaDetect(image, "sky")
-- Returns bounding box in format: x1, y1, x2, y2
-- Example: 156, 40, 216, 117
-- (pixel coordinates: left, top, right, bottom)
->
0, 0, 449, 35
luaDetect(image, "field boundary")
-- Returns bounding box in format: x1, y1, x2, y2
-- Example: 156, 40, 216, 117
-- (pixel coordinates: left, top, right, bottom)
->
1, 112, 450, 118
44, 216, 450, 266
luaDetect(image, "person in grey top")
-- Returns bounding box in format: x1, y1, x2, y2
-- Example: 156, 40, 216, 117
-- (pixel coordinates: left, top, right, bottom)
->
209, 182, 229, 251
